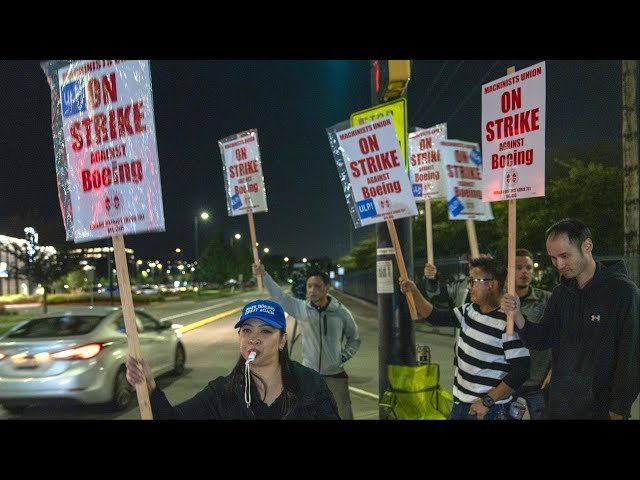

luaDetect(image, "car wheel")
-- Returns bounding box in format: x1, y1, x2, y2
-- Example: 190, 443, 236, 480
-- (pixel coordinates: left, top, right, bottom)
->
111, 367, 134, 411
173, 343, 186, 375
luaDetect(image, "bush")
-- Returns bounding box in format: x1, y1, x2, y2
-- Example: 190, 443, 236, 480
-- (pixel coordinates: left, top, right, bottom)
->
0, 294, 41, 305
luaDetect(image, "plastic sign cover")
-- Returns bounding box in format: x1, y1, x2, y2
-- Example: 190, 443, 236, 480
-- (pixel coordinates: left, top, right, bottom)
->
408, 123, 447, 201
438, 139, 494, 221
218, 129, 268, 216
41, 60, 165, 242
481, 61, 546, 201
327, 115, 417, 228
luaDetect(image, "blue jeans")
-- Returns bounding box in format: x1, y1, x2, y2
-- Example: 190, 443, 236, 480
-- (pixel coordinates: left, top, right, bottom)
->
514, 387, 547, 420
449, 400, 510, 420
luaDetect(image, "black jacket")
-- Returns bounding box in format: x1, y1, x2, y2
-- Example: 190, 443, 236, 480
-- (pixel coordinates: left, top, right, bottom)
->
520, 261, 639, 418
149, 360, 340, 419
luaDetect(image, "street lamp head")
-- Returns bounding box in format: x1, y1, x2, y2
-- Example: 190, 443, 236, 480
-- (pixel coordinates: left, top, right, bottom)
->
234, 233, 241, 240
200, 212, 210, 221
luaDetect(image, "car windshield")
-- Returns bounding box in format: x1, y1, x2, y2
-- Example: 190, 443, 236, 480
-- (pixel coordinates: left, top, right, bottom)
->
7, 315, 105, 338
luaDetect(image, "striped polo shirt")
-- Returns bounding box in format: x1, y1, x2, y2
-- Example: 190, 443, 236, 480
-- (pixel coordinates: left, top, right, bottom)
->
451, 303, 530, 404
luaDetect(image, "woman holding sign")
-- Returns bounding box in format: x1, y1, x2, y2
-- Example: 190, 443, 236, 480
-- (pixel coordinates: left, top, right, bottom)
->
125, 299, 340, 419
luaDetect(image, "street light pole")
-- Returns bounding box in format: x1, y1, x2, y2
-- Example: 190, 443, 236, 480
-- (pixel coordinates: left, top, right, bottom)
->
83, 264, 95, 308
194, 216, 199, 297
194, 215, 199, 265
230, 232, 241, 247
194, 211, 209, 297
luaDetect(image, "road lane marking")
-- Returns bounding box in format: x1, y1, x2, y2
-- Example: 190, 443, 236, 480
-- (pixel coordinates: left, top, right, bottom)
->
160, 301, 233, 321
349, 386, 378, 400
179, 307, 243, 333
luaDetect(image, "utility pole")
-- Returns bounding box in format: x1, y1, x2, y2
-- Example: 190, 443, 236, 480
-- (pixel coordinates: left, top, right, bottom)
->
622, 60, 639, 285
369, 60, 416, 417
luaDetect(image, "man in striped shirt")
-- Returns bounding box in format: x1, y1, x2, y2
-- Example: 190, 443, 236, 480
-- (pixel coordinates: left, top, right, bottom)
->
400, 256, 531, 420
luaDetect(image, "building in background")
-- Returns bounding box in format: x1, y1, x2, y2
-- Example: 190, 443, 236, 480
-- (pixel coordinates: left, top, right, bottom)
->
0, 234, 55, 295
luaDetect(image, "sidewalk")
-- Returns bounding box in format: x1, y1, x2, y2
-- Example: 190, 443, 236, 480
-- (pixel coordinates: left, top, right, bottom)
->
3, 302, 41, 310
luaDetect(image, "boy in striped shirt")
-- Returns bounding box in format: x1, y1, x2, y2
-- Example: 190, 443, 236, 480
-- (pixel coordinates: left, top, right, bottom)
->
400, 256, 531, 420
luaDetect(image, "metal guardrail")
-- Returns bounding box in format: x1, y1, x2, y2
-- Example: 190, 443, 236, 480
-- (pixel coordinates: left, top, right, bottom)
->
343, 255, 640, 304
342, 256, 468, 304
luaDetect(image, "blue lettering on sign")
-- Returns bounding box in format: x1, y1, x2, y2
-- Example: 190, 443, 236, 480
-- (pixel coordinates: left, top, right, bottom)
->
448, 196, 464, 217
469, 148, 482, 166
412, 184, 423, 198
60, 80, 87, 119
231, 193, 242, 210
357, 199, 377, 219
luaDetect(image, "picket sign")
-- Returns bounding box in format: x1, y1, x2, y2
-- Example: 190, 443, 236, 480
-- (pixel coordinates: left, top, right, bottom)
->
218, 129, 268, 294
40, 60, 168, 420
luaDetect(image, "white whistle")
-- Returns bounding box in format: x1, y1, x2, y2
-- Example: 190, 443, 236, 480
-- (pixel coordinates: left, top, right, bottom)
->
246, 351, 256, 364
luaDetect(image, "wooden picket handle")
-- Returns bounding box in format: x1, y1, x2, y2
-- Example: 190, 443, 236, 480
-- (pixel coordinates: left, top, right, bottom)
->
386, 218, 418, 320
506, 65, 517, 335
465, 219, 480, 260
506, 199, 517, 334
247, 209, 263, 293
112, 234, 153, 420
425, 199, 434, 266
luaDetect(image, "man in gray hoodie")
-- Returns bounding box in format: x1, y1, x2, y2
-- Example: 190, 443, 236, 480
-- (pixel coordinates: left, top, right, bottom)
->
253, 263, 361, 419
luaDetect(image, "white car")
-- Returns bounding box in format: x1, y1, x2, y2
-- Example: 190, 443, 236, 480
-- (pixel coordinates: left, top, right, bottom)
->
0, 307, 185, 414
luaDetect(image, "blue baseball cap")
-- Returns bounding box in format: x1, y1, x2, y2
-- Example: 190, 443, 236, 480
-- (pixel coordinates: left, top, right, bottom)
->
234, 299, 286, 331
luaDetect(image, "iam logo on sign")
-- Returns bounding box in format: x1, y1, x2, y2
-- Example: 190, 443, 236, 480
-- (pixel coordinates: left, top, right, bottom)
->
61, 79, 87, 119
506, 168, 518, 185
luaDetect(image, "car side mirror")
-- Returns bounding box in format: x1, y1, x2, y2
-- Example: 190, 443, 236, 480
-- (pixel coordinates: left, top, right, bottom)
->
158, 319, 172, 330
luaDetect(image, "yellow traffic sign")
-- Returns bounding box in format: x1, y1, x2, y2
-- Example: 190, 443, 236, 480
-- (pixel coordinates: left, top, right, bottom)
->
350, 97, 408, 169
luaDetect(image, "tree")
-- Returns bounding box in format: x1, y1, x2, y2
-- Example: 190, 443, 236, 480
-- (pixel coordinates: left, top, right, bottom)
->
199, 232, 254, 285
516, 161, 623, 257
1, 243, 78, 313
231, 240, 255, 283
65, 269, 88, 291
338, 231, 377, 271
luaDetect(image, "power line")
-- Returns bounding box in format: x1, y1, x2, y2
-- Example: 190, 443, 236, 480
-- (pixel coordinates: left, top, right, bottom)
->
425, 60, 465, 115
409, 61, 449, 125
446, 60, 502, 125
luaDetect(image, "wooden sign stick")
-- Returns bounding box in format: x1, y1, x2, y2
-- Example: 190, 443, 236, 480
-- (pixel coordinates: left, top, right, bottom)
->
506, 65, 517, 335
465, 219, 481, 259
247, 209, 263, 293
425, 199, 434, 266
386, 218, 418, 320
112, 234, 153, 420
506, 199, 517, 334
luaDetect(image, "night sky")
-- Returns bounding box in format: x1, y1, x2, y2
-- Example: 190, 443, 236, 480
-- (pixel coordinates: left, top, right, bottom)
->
0, 60, 623, 262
